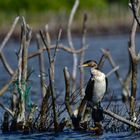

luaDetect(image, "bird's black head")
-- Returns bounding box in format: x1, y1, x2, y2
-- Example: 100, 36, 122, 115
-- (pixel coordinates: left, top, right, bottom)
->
80, 60, 98, 68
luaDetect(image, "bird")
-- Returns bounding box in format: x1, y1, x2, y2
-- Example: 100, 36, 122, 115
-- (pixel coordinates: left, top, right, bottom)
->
77, 60, 107, 130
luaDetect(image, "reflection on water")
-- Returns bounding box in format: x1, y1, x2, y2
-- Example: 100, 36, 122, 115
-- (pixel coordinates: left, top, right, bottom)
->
0, 130, 139, 140
0, 34, 140, 139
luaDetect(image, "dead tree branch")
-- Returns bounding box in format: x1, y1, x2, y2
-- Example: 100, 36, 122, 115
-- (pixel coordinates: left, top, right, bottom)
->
28, 45, 87, 59
67, 0, 79, 90
0, 53, 14, 75
0, 69, 18, 96
129, 0, 140, 27
101, 48, 130, 100
79, 13, 88, 97
128, 0, 140, 121
37, 34, 46, 97
103, 109, 140, 129
40, 28, 62, 131
88, 102, 140, 129
64, 67, 73, 118
0, 16, 19, 53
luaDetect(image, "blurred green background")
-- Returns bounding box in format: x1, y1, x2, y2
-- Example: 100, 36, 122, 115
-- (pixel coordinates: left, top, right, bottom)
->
0, 0, 131, 35
0, 0, 128, 13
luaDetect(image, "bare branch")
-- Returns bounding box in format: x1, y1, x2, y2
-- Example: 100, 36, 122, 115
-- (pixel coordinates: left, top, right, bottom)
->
28, 45, 87, 59
37, 34, 46, 97
67, 0, 79, 84
52, 28, 62, 63
0, 69, 18, 96
79, 13, 88, 97
129, 0, 140, 27
64, 67, 73, 118
128, 0, 140, 121
48, 68, 58, 131
0, 53, 14, 75
40, 30, 52, 65
0, 16, 19, 53
103, 109, 140, 129
106, 66, 120, 77
88, 102, 140, 129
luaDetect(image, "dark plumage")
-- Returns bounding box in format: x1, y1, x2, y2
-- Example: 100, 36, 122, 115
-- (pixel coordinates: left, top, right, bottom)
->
77, 60, 107, 123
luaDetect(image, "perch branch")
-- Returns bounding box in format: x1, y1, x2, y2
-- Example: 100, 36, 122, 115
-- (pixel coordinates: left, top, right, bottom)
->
89, 102, 140, 129
103, 109, 140, 129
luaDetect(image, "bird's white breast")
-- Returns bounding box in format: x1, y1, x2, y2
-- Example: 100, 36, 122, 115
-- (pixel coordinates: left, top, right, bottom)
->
91, 70, 106, 105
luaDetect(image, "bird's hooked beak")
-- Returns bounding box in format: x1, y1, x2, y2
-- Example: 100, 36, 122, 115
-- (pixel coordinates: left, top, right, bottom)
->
79, 60, 98, 68
79, 63, 89, 68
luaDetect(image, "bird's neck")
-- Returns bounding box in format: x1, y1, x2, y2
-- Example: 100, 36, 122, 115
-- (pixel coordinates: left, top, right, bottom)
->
90, 68, 105, 81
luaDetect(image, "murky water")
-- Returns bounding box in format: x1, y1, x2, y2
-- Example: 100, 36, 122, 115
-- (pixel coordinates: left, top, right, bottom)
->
0, 34, 140, 139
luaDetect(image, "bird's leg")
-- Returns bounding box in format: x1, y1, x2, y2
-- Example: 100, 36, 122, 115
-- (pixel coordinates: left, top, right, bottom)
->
88, 102, 104, 134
